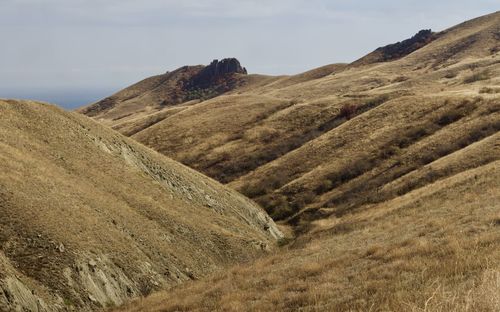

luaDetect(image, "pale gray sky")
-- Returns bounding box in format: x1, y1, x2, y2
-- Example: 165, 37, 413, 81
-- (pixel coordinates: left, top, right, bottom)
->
0, 0, 498, 108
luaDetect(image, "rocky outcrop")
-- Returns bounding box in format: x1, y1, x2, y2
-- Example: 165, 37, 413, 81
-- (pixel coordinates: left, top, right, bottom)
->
376, 29, 436, 61
198, 58, 247, 80
187, 58, 247, 89
79, 58, 248, 119
352, 29, 438, 66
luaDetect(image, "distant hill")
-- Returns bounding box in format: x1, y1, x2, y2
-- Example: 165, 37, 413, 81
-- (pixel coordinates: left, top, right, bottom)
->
0, 99, 281, 311
82, 11, 500, 224
78, 58, 248, 125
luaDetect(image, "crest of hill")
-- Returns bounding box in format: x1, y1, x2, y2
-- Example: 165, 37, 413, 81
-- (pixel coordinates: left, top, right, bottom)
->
352, 10, 500, 67
78, 58, 249, 124
351, 29, 438, 66
0, 99, 281, 311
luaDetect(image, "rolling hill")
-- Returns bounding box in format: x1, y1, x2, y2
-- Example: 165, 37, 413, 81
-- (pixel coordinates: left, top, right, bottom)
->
76, 12, 500, 311
81, 11, 500, 226
78, 58, 249, 129
0, 99, 281, 311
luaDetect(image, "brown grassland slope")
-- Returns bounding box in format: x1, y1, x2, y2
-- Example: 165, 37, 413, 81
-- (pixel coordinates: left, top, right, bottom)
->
118, 157, 500, 311
83, 11, 500, 223
0, 100, 281, 311
104, 11, 500, 311
78, 58, 249, 131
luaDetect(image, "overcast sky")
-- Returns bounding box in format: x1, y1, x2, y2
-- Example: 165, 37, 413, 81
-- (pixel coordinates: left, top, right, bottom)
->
0, 0, 498, 108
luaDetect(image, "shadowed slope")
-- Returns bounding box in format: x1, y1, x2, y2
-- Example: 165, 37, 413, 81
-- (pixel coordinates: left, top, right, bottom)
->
0, 100, 281, 311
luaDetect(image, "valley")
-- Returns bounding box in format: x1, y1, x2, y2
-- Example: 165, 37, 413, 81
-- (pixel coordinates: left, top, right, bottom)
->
0, 10, 498, 312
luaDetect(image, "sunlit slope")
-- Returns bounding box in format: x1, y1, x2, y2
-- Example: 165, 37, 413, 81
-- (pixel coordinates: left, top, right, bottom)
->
107, 12, 500, 222
117, 155, 500, 312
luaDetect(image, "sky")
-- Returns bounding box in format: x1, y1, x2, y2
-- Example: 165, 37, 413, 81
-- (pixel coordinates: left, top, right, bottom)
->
0, 0, 498, 109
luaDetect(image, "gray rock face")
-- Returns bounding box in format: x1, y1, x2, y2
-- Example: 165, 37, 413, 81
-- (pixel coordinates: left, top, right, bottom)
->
188, 58, 247, 89
208, 58, 248, 77
376, 29, 436, 61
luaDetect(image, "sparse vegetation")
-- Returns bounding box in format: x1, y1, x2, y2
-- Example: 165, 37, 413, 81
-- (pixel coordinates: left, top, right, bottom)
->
479, 87, 500, 94
464, 70, 491, 83
117, 161, 500, 312
339, 103, 357, 119
183, 87, 219, 101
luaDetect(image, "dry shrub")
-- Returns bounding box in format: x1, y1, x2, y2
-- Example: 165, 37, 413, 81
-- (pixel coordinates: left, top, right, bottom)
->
339, 104, 357, 120
464, 70, 491, 83
245, 126, 280, 143
479, 87, 500, 94
392, 76, 409, 83
328, 221, 357, 235
365, 245, 385, 258
253, 193, 292, 220
444, 71, 458, 79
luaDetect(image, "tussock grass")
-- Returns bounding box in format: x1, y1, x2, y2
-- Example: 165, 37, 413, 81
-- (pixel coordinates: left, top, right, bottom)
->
463, 70, 491, 83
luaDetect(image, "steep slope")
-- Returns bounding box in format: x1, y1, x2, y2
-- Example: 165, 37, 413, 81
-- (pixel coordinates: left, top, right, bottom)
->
0, 99, 281, 311
82, 12, 500, 223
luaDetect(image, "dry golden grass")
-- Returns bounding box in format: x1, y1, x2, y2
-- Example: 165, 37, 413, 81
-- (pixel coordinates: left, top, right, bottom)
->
0, 100, 281, 311
82, 12, 500, 223
116, 160, 500, 311
74, 11, 500, 312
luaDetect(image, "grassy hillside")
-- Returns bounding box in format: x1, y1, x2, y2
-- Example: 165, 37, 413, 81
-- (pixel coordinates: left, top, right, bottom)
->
0, 100, 281, 311
84, 12, 500, 224
117, 159, 499, 311
75, 12, 500, 311
78, 58, 249, 127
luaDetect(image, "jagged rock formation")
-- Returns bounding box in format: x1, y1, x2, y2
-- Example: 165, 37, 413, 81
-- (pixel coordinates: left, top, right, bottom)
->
79, 58, 248, 123
180, 58, 248, 103
377, 29, 436, 61
353, 29, 438, 65
187, 58, 248, 89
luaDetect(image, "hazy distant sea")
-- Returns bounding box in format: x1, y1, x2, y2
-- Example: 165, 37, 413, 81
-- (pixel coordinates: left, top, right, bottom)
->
0, 88, 116, 110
